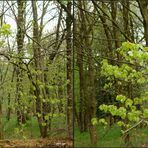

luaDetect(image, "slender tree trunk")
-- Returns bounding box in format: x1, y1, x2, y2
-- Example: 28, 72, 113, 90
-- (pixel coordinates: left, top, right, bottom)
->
122, 0, 130, 39
76, 0, 88, 132
32, 0, 48, 138
111, 1, 120, 49
0, 100, 3, 139
7, 93, 11, 121
16, 0, 26, 124
87, 47, 98, 146
137, 0, 148, 46
76, 0, 98, 145
66, 0, 73, 139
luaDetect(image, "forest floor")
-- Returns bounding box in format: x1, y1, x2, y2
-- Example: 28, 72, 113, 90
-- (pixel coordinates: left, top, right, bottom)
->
0, 138, 73, 147
74, 125, 148, 147
1, 116, 72, 147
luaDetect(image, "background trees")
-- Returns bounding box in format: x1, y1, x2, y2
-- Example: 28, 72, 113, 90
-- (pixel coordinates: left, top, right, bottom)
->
74, 0, 148, 147
0, 0, 73, 140
0, 0, 148, 147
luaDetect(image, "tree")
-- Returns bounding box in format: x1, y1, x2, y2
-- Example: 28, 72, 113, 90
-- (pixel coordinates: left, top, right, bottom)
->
16, 0, 26, 124
65, 0, 73, 139
99, 42, 148, 146
137, 0, 148, 46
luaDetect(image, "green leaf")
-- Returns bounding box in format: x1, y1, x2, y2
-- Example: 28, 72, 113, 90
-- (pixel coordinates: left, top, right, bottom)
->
44, 115, 49, 121
127, 110, 141, 122
125, 99, 133, 107
117, 107, 126, 119
99, 104, 108, 112
143, 109, 148, 118
42, 122, 47, 126
0, 24, 11, 35
117, 121, 124, 127
116, 95, 126, 103
91, 118, 98, 125
37, 113, 42, 118
108, 105, 117, 116
99, 118, 107, 125
133, 98, 142, 105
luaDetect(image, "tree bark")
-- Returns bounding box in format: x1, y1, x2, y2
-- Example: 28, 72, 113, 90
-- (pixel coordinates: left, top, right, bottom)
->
0, 100, 3, 139
16, 0, 26, 124
76, 0, 88, 132
137, 0, 148, 46
86, 46, 97, 146
66, 0, 73, 139
31, 0, 48, 138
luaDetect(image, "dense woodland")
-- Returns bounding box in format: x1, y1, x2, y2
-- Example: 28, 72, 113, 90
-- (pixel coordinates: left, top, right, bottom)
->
0, 1, 73, 147
0, 0, 148, 148
74, 0, 148, 147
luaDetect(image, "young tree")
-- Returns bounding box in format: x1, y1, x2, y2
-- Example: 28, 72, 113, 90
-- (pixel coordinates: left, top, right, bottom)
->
65, 0, 73, 139
16, 0, 26, 124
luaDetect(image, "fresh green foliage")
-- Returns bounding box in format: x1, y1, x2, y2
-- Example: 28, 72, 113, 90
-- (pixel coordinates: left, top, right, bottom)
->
91, 118, 98, 125
0, 24, 11, 36
98, 118, 108, 125
99, 42, 148, 137
0, 24, 11, 47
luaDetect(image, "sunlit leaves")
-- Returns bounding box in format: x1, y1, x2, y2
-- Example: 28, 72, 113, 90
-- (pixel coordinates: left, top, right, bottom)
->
117, 42, 148, 66
117, 121, 125, 127
99, 104, 108, 112
127, 110, 141, 122
117, 107, 126, 119
91, 118, 98, 125
44, 115, 49, 121
101, 42, 148, 86
98, 118, 107, 125
116, 95, 126, 103
133, 98, 142, 105
108, 105, 117, 116
143, 109, 148, 118
0, 24, 11, 48
0, 24, 11, 36
99, 104, 126, 119
41, 122, 47, 127
125, 99, 133, 107
99, 42, 148, 135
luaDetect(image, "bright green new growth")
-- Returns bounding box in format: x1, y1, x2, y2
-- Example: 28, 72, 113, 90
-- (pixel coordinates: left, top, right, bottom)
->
0, 24, 11, 36
99, 42, 148, 133
0, 24, 11, 47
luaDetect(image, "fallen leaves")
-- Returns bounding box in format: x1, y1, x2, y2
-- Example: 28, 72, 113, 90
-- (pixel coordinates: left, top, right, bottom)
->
0, 138, 73, 148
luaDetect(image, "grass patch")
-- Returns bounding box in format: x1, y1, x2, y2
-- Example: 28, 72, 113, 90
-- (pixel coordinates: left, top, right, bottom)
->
74, 125, 148, 147
2, 116, 40, 139
2, 115, 67, 140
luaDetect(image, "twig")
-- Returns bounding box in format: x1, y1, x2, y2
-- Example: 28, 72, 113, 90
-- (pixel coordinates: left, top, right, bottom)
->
123, 119, 144, 135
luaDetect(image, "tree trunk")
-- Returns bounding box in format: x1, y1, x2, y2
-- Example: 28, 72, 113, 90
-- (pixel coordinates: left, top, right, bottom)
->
87, 48, 98, 146
75, 0, 89, 133
7, 93, 11, 121
66, 0, 73, 139
31, 0, 48, 138
76, 0, 98, 145
122, 0, 131, 39
0, 100, 3, 139
16, 0, 26, 124
137, 0, 148, 46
